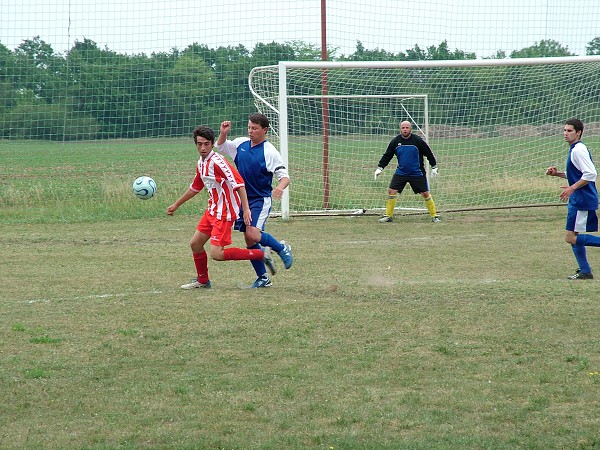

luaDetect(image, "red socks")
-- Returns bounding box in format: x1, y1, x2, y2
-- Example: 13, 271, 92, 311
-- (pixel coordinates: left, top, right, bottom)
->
223, 247, 264, 261
193, 251, 209, 284
193, 248, 264, 282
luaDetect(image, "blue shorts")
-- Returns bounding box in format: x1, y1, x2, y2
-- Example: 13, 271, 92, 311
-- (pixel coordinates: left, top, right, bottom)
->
234, 196, 272, 232
566, 205, 598, 233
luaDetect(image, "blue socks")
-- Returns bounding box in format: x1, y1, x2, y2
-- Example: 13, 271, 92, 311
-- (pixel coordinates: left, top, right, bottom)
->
259, 232, 284, 253
576, 234, 600, 247
572, 234, 600, 274
247, 243, 267, 277
571, 244, 591, 274
570, 234, 600, 274
248, 232, 285, 277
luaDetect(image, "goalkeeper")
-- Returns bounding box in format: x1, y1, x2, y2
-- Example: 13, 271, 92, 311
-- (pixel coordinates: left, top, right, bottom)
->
374, 120, 441, 223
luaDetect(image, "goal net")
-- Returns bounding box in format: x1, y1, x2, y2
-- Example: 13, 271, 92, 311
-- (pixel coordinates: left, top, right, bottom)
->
249, 57, 600, 218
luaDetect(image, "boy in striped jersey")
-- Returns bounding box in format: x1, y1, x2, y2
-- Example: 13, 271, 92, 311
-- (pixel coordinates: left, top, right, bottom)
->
167, 125, 265, 289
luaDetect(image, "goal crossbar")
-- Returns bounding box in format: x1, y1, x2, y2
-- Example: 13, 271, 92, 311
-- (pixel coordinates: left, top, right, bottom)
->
279, 55, 600, 69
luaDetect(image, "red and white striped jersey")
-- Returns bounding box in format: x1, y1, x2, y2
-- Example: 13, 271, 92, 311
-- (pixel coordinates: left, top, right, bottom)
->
190, 150, 245, 221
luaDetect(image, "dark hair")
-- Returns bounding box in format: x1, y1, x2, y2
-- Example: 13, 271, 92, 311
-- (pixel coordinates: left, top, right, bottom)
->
249, 112, 269, 129
565, 118, 584, 136
192, 125, 215, 144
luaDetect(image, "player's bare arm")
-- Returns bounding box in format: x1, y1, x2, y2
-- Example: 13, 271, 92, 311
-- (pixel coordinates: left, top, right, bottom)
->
546, 166, 566, 178
237, 186, 252, 226
168, 188, 199, 213
272, 177, 290, 199
167, 188, 197, 215
216, 121, 231, 146
560, 180, 590, 202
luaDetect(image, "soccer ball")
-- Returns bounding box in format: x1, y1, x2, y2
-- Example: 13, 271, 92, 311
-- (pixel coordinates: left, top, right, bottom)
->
132, 176, 157, 200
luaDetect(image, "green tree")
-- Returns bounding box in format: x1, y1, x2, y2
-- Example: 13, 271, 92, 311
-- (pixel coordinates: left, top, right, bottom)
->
510, 39, 574, 58
12, 36, 67, 102
405, 41, 475, 60
66, 39, 158, 138
212, 44, 255, 130
285, 40, 332, 61
425, 40, 476, 60
0, 42, 16, 78
344, 41, 401, 61
252, 41, 296, 66
0, 43, 18, 111
586, 37, 600, 55
485, 50, 508, 60
2, 34, 594, 141
405, 44, 427, 61
1, 37, 103, 140
156, 53, 219, 136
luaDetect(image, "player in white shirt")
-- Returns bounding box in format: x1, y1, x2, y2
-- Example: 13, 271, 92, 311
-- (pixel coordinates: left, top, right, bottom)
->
217, 114, 293, 288
546, 118, 600, 280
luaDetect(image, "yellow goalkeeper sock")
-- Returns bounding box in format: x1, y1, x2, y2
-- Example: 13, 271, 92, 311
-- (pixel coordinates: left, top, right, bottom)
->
385, 195, 397, 217
424, 195, 437, 217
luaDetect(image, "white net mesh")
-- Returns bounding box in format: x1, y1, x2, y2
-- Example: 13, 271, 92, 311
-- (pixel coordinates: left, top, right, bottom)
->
2, 1, 600, 222
250, 59, 600, 215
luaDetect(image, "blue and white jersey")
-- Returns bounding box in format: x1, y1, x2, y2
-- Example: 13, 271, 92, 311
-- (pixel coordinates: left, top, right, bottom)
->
217, 137, 289, 199
567, 141, 598, 211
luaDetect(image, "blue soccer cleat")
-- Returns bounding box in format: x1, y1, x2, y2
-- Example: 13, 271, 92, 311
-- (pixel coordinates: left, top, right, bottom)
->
250, 274, 273, 288
278, 240, 293, 269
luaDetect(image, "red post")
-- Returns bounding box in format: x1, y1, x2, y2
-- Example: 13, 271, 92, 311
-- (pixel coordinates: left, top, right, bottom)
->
321, 0, 330, 209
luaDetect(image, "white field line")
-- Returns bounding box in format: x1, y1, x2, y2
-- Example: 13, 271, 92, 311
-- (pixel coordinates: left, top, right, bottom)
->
24, 289, 163, 304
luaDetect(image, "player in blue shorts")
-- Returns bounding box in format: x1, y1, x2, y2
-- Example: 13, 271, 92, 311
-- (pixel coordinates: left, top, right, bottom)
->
546, 118, 600, 280
216, 113, 293, 288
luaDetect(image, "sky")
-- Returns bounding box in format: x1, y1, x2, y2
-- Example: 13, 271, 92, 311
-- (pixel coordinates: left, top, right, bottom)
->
1, 0, 599, 58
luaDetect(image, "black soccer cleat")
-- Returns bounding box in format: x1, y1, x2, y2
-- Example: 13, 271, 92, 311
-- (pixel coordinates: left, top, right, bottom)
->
567, 271, 593, 280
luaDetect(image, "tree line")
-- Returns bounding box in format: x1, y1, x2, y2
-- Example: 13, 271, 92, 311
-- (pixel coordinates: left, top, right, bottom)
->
1, 36, 600, 140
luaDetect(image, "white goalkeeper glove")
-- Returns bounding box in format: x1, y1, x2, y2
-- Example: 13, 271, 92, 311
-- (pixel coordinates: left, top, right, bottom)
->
374, 167, 383, 180
431, 166, 439, 177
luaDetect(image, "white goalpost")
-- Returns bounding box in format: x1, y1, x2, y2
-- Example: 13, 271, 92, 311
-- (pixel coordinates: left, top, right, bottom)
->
249, 57, 600, 219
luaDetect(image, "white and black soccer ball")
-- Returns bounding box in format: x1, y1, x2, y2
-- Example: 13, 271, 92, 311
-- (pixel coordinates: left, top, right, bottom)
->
132, 176, 157, 200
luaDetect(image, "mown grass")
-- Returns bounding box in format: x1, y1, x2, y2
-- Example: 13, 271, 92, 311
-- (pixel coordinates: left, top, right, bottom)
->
2, 208, 600, 448
0, 138, 197, 223
5, 135, 599, 224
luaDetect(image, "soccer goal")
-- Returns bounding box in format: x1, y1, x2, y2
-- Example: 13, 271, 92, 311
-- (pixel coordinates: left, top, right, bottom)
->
249, 57, 600, 219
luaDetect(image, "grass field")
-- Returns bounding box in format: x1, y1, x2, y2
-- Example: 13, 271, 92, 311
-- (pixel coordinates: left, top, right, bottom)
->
2, 206, 600, 448
0, 138, 196, 224
5, 134, 598, 224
